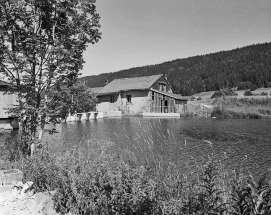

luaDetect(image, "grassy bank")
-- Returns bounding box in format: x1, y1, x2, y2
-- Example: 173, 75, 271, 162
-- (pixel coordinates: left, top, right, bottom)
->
1, 139, 271, 215
211, 98, 271, 119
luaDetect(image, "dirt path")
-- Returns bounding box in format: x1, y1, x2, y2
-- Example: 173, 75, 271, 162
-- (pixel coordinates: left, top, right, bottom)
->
0, 189, 57, 215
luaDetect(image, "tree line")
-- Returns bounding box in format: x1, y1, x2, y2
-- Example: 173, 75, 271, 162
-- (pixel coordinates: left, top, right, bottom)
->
82, 42, 271, 96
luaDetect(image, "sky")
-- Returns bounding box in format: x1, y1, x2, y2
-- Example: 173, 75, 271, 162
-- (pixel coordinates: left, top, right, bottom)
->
81, 0, 271, 77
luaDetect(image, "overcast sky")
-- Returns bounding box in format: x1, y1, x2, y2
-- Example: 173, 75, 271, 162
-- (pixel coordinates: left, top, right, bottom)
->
81, 0, 271, 77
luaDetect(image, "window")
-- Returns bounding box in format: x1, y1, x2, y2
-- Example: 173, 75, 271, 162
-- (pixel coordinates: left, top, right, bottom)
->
152, 91, 155, 100
126, 95, 131, 103
110, 95, 114, 103
159, 83, 166, 91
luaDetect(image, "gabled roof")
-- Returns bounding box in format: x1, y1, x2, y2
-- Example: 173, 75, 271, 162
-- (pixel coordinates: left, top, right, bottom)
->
151, 89, 189, 101
97, 74, 164, 95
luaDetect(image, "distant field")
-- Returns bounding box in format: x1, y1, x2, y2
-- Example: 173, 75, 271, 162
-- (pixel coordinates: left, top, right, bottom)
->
188, 88, 271, 115
192, 88, 271, 99
253, 87, 271, 93
193, 91, 214, 99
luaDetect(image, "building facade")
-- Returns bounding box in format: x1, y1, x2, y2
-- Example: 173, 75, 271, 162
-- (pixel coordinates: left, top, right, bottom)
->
0, 81, 19, 129
96, 74, 188, 114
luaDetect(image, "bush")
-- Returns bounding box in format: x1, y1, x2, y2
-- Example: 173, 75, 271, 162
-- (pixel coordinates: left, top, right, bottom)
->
244, 90, 253, 96
210, 105, 227, 118
260, 92, 268, 96
211, 89, 238, 99
211, 91, 224, 99
190, 96, 196, 101
1, 136, 31, 162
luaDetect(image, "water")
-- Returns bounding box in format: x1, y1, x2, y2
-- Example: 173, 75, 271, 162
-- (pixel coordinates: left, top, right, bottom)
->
1, 117, 271, 176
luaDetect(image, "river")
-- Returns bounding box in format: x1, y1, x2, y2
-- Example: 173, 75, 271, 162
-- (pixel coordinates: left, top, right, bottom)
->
1, 117, 271, 176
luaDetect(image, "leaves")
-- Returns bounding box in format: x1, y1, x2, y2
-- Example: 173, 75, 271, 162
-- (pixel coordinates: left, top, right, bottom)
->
0, 0, 101, 144
47, 82, 97, 120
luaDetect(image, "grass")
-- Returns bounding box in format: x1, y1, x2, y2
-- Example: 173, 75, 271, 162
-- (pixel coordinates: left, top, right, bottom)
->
188, 88, 271, 119
1, 122, 271, 214
211, 98, 271, 119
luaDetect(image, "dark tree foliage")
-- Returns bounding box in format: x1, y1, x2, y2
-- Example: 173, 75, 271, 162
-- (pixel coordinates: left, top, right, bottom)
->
81, 42, 271, 96
47, 83, 97, 120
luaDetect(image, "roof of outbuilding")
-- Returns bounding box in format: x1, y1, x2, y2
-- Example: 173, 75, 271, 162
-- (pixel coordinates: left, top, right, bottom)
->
151, 89, 189, 101
97, 74, 164, 95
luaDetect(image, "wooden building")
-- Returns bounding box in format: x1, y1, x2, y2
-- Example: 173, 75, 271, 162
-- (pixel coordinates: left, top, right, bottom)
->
96, 74, 188, 114
0, 80, 19, 129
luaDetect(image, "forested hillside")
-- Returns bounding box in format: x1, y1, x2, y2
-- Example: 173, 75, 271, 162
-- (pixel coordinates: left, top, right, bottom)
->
81, 42, 271, 96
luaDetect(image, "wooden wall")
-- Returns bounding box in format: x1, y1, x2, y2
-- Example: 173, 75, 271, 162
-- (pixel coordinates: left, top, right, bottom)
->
150, 91, 176, 113
0, 89, 18, 118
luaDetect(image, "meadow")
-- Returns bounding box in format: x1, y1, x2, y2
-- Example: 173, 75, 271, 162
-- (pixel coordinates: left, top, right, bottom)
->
188, 88, 271, 119
211, 98, 271, 119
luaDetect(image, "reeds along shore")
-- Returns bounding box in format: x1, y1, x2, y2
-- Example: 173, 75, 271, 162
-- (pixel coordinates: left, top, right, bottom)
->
210, 98, 271, 119
2, 136, 271, 215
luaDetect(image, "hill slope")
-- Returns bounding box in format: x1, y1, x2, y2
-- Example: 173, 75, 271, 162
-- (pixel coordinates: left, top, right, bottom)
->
81, 42, 271, 96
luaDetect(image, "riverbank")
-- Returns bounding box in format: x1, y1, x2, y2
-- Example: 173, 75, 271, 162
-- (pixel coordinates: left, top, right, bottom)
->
1, 138, 271, 214
187, 88, 271, 118
211, 97, 271, 118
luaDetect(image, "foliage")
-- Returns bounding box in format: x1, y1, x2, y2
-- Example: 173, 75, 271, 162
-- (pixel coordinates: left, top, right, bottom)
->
2, 138, 271, 215
211, 105, 227, 118
47, 83, 97, 120
0, 136, 27, 162
0, 0, 101, 152
211, 98, 271, 119
237, 81, 257, 91
230, 172, 271, 215
260, 92, 268, 96
244, 91, 253, 96
211, 89, 238, 99
182, 159, 228, 215
81, 42, 271, 96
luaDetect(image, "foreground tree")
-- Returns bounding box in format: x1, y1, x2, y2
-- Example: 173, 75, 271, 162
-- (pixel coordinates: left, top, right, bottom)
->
0, 0, 101, 155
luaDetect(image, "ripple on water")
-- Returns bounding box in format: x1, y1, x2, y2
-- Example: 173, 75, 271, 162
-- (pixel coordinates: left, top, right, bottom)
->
1, 117, 271, 176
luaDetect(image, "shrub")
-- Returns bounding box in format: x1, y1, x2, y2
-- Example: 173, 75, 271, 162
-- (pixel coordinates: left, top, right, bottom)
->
211, 91, 224, 99
223, 89, 238, 96
210, 105, 227, 118
231, 172, 271, 215
1, 136, 30, 162
260, 92, 268, 96
190, 96, 196, 101
211, 89, 238, 99
182, 160, 228, 214
244, 90, 253, 96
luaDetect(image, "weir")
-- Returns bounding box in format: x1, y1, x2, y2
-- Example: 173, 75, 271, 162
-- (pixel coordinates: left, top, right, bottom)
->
66, 112, 99, 122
